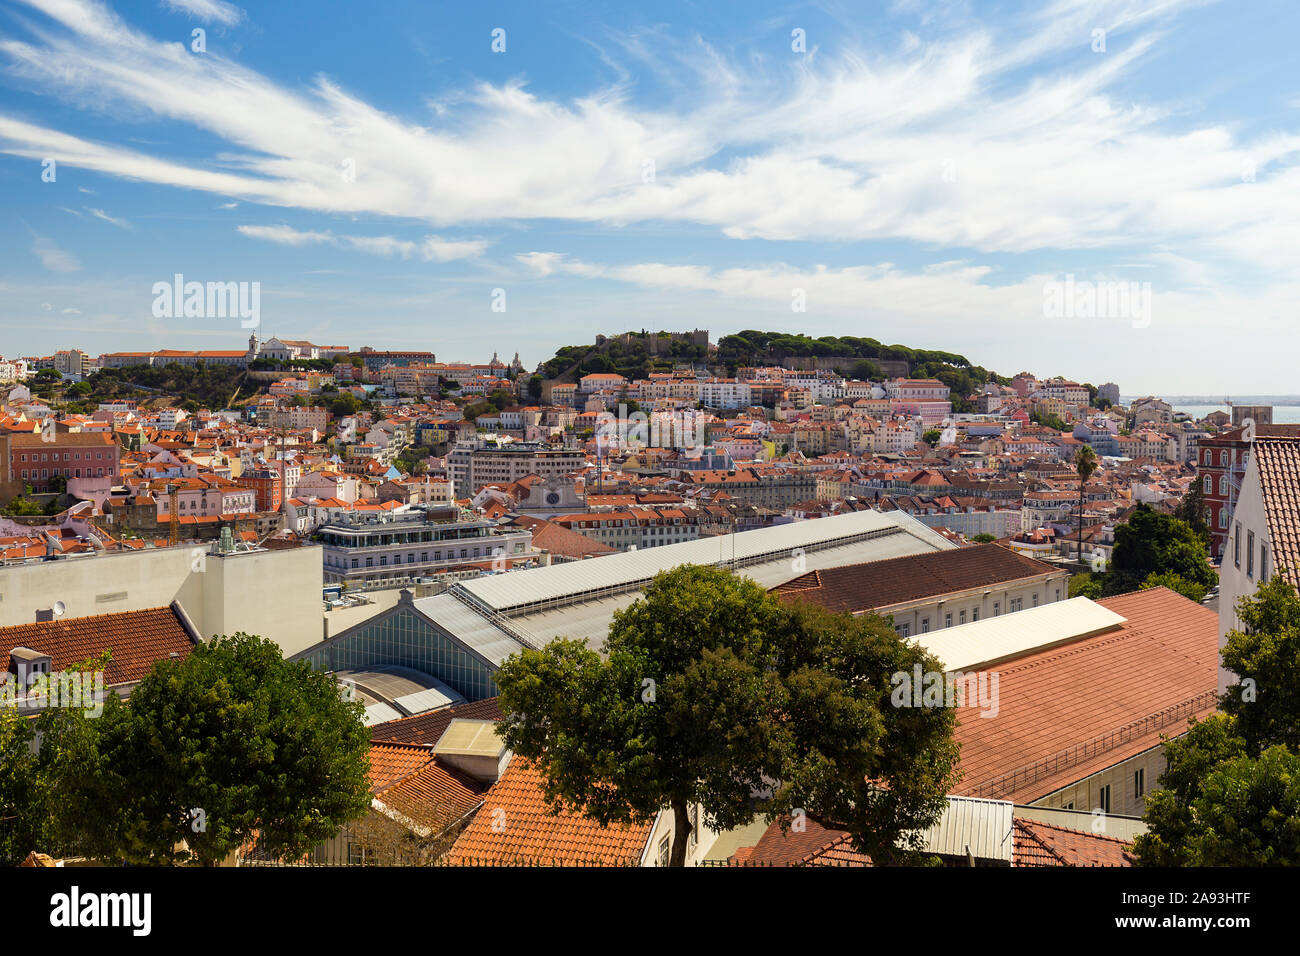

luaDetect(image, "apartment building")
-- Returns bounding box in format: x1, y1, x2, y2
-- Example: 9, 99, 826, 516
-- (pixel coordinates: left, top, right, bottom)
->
2, 431, 121, 497
317, 506, 535, 588
550, 507, 703, 551
446, 439, 586, 498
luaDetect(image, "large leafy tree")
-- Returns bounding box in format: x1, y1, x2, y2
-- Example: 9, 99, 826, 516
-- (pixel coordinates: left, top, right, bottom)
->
1105, 504, 1216, 595
1135, 576, 1300, 865
1173, 478, 1212, 550
42, 633, 371, 865
0, 709, 47, 865
494, 564, 960, 866
1219, 575, 1300, 754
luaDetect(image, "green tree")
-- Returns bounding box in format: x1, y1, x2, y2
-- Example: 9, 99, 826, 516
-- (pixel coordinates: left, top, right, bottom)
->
494, 565, 959, 866
1173, 479, 1212, 550
1135, 576, 1300, 865
1140, 570, 1208, 604
971, 533, 996, 544
42, 633, 370, 866
0, 709, 47, 865
1105, 504, 1216, 595
1074, 445, 1098, 564
921, 429, 942, 447
1219, 575, 1300, 754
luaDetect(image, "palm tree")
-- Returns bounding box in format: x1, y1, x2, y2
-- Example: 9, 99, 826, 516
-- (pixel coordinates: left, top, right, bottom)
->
1075, 445, 1099, 565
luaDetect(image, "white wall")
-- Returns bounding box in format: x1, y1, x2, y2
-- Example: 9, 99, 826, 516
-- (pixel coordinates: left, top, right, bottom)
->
1218, 453, 1268, 696
0, 544, 323, 656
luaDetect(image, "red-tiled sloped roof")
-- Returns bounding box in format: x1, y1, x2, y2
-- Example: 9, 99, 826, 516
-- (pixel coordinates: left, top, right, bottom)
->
369, 697, 504, 747
1251, 438, 1300, 587
952, 588, 1219, 803
376, 758, 487, 835
0, 605, 198, 686
1012, 818, 1133, 867
771, 543, 1060, 614
731, 816, 871, 866
445, 759, 652, 866
368, 741, 435, 792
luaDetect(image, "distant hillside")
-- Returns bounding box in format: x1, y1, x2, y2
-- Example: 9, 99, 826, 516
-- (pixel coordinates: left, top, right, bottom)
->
537, 330, 1010, 412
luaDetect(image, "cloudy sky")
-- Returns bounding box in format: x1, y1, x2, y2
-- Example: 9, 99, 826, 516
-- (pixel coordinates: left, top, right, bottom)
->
1, 0, 1297, 394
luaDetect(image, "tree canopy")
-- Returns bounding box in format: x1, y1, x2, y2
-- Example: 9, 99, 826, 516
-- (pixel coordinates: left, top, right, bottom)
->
1134, 576, 1300, 865
494, 564, 959, 866
34, 632, 371, 866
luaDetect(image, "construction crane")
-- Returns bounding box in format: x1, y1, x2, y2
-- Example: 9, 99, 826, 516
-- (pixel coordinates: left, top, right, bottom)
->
166, 482, 179, 546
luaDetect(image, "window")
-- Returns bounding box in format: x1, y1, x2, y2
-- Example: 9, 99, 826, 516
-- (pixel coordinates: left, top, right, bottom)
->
1097, 784, 1111, 814
993, 602, 1000, 616
1247, 530, 1255, 578
1203, 474, 1213, 494
1062, 801, 1075, 811
944, 613, 952, 628
972, 608, 979, 622
898, 622, 910, 638
1203, 449, 1212, 465
657, 835, 670, 867
1134, 768, 1145, 799
1219, 508, 1228, 529
1221, 450, 1228, 466
1234, 522, 1242, 567
1262, 544, 1270, 581
1054, 588, 1061, 601
1219, 475, 1229, 496
958, 610, 966, 625
1032, 593, 1039, 607
921, 618, 930, 633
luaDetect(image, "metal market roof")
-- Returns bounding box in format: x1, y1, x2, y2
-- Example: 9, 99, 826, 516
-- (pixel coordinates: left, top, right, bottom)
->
456, 509, 955, 615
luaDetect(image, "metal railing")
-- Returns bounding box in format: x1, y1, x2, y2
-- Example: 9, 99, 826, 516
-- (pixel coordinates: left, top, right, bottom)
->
965, 690, 1218, 800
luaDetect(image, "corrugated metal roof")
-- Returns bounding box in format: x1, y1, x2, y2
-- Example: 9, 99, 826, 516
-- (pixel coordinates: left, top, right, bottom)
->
917, 796, 1014, 863
412, 592, 525, 666
394, 685, 464, 716
507, 529, 963, 651
363, 702, 403, 726
916, 597, 1127, 673
458, 510, 954, 614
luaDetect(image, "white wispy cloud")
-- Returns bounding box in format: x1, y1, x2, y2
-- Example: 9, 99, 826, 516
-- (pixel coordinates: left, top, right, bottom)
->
237, 224, 488, 261
31, 236, 80, 272
5, 0, 1295, 271
86, 207, 130, 228
159, 0, 244, 27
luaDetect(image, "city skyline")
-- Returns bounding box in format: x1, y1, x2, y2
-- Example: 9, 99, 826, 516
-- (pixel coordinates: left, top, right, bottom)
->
3, 0, 1300, 393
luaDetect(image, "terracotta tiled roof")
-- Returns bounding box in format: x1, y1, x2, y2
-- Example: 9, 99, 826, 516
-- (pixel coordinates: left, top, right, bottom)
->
1012, 818, 1133, 867
376, 758, 487, 836
772, 543, 1060, 614
368, 741, 434, 792
369, 697, 504, 747
446, 759, 653, 866
0, 605, 198, 686
952, 588, 1219, 803
730, 815, 871, 866
1250, 438, 1300, 587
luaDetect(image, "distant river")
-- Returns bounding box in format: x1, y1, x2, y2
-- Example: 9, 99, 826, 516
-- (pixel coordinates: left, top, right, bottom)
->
1173, 405, 1300, 424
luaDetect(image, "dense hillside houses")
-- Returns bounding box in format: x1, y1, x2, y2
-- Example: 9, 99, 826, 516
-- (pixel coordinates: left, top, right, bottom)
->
0, 330, 1262, 875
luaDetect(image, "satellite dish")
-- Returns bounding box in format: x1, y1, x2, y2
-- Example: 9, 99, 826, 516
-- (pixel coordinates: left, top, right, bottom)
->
52, 601, 66, 618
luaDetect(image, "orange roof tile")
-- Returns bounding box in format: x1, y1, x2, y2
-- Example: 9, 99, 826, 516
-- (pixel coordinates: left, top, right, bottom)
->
0, 605, 198, 686
445, 759, 653, 866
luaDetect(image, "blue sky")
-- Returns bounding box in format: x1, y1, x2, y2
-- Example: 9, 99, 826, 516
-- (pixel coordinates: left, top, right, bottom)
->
2, 0, 1299, 394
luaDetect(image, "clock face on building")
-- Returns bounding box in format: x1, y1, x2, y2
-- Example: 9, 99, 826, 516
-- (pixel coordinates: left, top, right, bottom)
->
546, 491, 561, 506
